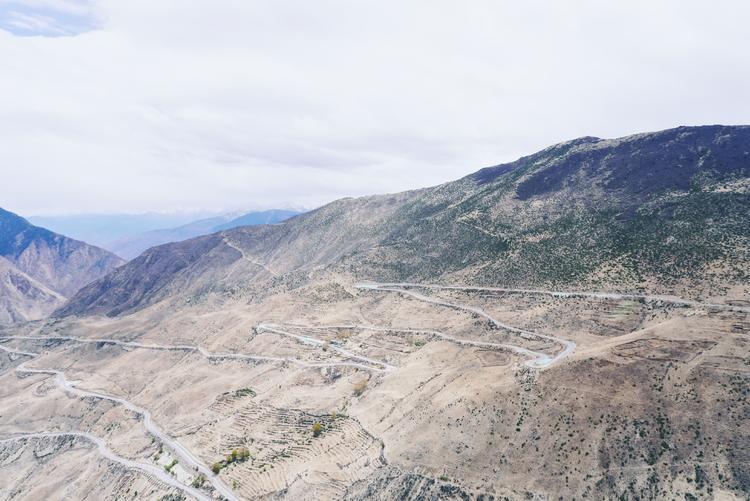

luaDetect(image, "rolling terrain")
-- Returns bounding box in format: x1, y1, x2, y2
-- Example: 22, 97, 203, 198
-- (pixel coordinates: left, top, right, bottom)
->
1, 125, 749, 500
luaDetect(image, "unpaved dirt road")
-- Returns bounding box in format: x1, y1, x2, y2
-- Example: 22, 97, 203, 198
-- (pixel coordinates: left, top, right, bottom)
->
10, 357, 238, 501
355, 282, 576, 368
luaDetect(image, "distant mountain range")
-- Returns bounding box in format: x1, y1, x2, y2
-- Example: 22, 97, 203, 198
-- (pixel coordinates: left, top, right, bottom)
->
107, 209, 300, 260
30, 209, 302, 260
0, 208, 124, 323
28, 212, 219, 248
59, 125, 750, 318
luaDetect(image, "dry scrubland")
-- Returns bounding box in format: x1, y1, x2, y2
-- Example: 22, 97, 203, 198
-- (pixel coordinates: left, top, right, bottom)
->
1, 276, 748, 500
1, 126, 749, 500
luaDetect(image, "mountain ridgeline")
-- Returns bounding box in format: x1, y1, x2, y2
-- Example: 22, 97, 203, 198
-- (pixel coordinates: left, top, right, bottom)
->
107, 209, 301, 260
58, 125, 750, 318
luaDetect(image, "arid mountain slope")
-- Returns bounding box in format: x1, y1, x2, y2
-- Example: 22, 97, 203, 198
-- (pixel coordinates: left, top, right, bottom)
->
60, 125, 750, 318
0, 208, 124, 322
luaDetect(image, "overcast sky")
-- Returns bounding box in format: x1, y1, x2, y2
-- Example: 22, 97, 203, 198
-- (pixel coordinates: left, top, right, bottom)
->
1, 0, 749, 216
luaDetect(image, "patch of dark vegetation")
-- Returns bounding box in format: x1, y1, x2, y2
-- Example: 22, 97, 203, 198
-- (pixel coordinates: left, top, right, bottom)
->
516, 125, 750, 200
473, 136, 601, 186
233, 387, 256, 398
343, 466, 489, 500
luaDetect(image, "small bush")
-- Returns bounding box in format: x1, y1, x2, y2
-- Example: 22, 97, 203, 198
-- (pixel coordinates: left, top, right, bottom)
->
191, 474, 206, 488
312, 422, 323, 437
234, 387, 256, 398
211, 462, 222, 474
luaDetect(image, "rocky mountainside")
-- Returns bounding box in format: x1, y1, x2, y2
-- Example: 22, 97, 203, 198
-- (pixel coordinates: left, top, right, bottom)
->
0, 208, 124, 322
59, 125, 750, 318
0, 256, 65, 324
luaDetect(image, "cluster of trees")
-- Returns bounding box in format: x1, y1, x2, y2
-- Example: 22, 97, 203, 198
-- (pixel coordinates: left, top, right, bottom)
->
211, 447, 251, 474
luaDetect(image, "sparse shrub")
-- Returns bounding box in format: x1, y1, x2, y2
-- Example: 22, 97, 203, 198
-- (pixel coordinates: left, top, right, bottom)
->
312, 422, 323, 437
233, 387, 256, 398
191, 474, 206, 488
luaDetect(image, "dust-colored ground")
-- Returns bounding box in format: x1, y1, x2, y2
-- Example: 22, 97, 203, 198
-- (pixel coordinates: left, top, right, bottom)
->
0, 276, 748, 500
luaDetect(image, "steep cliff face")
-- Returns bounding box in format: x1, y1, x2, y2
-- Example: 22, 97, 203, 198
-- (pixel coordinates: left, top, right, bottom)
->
59, 125, 750, 318
0, 208, 124, 323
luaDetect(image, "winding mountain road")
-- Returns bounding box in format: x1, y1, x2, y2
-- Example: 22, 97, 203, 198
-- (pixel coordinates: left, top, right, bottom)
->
355, 282, 577, 368
0, 334, 388, 373
0, 344, 39, 358
359, 282, 750, 313
222, 235, 278, 277
0, 432, 210, 501
3, 280, 739, 499
281, 322, 550, 363
353, 280, 749, 367
12, 359, 238, 501
256, 323, 396, 371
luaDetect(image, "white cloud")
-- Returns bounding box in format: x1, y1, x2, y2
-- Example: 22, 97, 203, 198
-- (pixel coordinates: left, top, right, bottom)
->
0, 0, 749, 215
